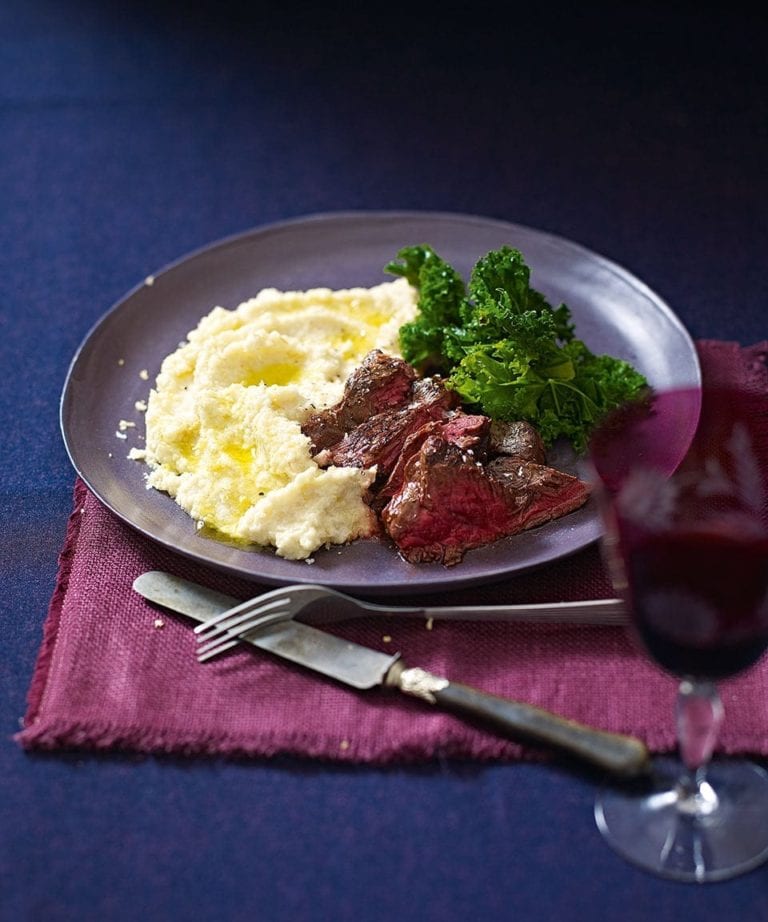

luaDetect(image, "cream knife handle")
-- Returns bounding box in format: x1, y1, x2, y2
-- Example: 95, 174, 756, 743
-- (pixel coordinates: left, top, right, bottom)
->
388, 664, 650, 778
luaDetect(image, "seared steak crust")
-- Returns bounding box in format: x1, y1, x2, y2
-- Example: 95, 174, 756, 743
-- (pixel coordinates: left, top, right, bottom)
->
488, 419, 546, 464
485, 456, 590, 531
302, 350, 417, 453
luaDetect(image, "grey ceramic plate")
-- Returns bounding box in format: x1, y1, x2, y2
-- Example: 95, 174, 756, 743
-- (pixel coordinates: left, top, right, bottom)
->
61, 211, 701, 594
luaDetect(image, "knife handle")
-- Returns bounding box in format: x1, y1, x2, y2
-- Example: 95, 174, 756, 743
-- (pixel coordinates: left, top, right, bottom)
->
388, 665, 650, 778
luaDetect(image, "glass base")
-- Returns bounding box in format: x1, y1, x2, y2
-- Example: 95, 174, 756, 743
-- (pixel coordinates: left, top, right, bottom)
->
595, 757, 768, 882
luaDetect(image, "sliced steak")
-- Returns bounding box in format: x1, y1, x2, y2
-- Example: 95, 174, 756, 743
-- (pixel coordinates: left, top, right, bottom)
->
486, 456, 590, 530
302, 350, 417, 453
488, 419, 546, 464
314, 373, 459, 477
381, 436, 515, 565
375, 413, 490, 510
382, 436, 589, 566
442, 413, 491, 453
300, 350, 585, 567
317, 380, 457, 476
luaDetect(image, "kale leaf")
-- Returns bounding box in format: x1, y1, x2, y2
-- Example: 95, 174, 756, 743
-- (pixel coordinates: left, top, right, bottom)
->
385, 245, 465, 372
387, 244, 648, 453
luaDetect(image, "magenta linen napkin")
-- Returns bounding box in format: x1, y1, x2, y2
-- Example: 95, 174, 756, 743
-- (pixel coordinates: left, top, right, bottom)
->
16, 341, 768, 763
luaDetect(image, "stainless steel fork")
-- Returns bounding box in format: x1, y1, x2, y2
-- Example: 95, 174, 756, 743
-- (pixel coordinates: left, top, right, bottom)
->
193, 582, 626, 662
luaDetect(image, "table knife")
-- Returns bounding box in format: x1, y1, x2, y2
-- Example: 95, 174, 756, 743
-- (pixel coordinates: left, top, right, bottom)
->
133, 573, 650, 777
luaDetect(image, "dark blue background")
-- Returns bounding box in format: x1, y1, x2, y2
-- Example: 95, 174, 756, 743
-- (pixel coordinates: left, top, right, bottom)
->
2, 2, 766, 919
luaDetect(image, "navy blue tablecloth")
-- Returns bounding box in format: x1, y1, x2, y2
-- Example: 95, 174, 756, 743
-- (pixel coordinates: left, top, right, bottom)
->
2, 3, 767, 919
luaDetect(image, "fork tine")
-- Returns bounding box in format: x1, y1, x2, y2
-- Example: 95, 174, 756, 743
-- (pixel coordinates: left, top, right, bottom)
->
197, 637, 240, 661
196, 609, 294, 661
195, 605, 288, 653
194, 596, 291, 641
195, 584, 335, 663
193, 587, 293, 634
195, 599, 292, 657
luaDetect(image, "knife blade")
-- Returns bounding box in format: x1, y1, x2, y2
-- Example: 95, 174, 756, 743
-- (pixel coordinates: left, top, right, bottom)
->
132, 573, 650, 777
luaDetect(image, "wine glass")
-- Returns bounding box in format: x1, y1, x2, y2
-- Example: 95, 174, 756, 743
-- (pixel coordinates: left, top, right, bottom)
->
587, 384, 768, 882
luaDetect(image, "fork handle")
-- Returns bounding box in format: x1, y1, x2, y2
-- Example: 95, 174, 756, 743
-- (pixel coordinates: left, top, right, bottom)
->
388, 663, 650, 778
420, 598, 626, 625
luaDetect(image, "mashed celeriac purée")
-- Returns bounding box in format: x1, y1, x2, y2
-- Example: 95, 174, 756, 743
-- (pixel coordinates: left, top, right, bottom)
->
134, 278, 418, 559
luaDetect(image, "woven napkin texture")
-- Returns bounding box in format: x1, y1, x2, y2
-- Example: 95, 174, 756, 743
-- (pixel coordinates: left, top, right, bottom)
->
16, 341, 768, 763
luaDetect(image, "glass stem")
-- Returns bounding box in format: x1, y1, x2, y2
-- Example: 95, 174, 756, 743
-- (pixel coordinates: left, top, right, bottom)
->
675, 678, 724, 815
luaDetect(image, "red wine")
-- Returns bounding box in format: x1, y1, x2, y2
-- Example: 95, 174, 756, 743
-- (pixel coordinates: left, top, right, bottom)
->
624, 528, 768, 679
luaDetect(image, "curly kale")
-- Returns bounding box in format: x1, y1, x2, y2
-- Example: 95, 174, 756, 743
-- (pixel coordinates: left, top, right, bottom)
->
386, 244, 648, 453
385, 245, 466, 372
